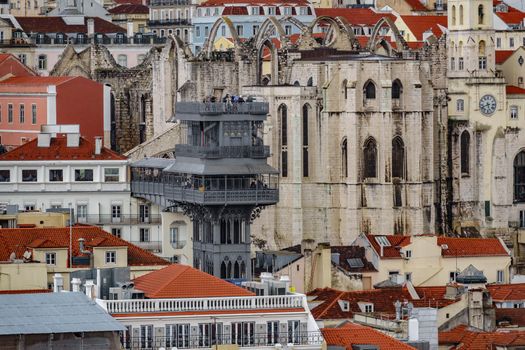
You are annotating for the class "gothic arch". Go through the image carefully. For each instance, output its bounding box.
[334,16,360,49]
[168,33,194,59]
[256,38,279,85]
[201,16,241,58]
[254,16,288,49]
[367,17,408,53]
[308,16,355,50]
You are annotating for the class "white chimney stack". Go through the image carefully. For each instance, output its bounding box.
[127,21,134,38]
[408,318,419,341]
[71,278,81,292]
[37,133,51,147]
[84,280,96,299]
[87,18,95,37]
[53,273,64,293]
[95,137,102,155]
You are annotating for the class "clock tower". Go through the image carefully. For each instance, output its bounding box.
[447,0,507,236]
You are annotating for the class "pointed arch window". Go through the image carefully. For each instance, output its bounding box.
[363,137,377,179]
[478,41,487,69]
[342,79,348,99]
[459,5,464,25]
[392,137,405,179]
[452,5,456,25]
[460,131,470,175]
[478,4,484,24]
[279,104,288,177]
[392,79,402,99]
[364,80,376,99]
[302,104,309,177]
[342,138,348,178]
[514,151,525,202]
[234,260,240,279]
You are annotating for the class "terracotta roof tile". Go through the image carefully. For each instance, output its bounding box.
[222,6,249,14]
[494,0,525,25]
[200,0,310,6]
[400,15,447,40]
[315,8,396,26]
[330,246,376,273]
[506,85,525,95]
[109,4,149,14]
[133,264,255,299]
[15,16,125,34]
[496,50,514,64]
[0,226,169,268]
[0,76,76,86]
[439,325,525,349]
[322,322,416,349]
[437,237,508,257]
[496,308,525,327]
[366,234,411,258]
[487,283,525,301]
[404,0,428,11]
[0,135,126,161]
[0,289,51,294]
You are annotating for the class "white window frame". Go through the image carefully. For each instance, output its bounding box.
[511,105,518,119]
[45,252,56,265]
[105,250,116,264]
[497,270,504,283]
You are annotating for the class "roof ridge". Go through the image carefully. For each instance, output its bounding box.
[317,290,345,318]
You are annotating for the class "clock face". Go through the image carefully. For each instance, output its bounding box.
[479,94,497,115]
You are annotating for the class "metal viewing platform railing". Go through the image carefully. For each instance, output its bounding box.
[175,102,269,116]
[175,144,270,159]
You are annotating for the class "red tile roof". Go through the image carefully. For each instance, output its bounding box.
[0,76,76,86]
[322,322,416,350]
[400,15,447,40]
[494,0,525,25]
[200,0,309,6]
[496,308,525,327]
[496,50,514,64]
[0,226,169,268]
[114,0,145,5]
[108,4,149,14]
[487,283,525,301]
[404,0,428,11]
[308,286,457,320]
[222,6,249,14]
[506,85,525,95]
[439,325,525,349]
[133,264,255,299]
[15,16,125,34]
[366,234,411,259]
[315,8,396,26]
[0,135,126,161]
[0,289,51,294]
[437,237,508,257]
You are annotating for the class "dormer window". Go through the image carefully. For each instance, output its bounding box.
[105,250,116,264]
[55,33,64,44]
[205,8,210,16]
[338,300,350,312]
[251,6,258,15]
[283,6,291,15]
[267,6,275,15]
[45,252,56,265]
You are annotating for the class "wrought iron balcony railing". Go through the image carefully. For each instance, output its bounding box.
[75,214,161,225]
[147,19,191,26]
[175,144,270,159]
[149,0,191,6]
[129,240,162,252]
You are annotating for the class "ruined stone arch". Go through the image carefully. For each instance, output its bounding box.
[168,33,194,59]
[307,16,355,50]
[256,38,279,85]
[201,16,241,59]
[367,17,408,53]
[254,16,288,49]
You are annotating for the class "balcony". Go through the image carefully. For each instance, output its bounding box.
[164,187,278,206]
[75,214,161,225]
[170,240,187,249]
[119,332,324,349]
[175,144,270,159]
[99,294,305,314]
[149,0,191,6]
[129,240,162,253]
[175,102,269,116]
[147,19,191,26]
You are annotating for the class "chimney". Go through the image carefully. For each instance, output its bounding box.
[84,280,95,299]
[37,133,51,147]
[127,21,134,38]
[53,273,64,293]
[94,137,102,155]
[71,278,81,292]
[87,18,95,37]
[78,237,85,252]
[66,132,80,147]
[408,318,419,341]
[380,245,383,257]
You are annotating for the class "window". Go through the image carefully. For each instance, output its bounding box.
[392,79,402,99]
[457,99,464,112]
[285,25,292,35]
[104,168,119,182]
[49,169,63,182]
[511,105,518,119]
[253,25,259,35]
[38,54,47,70]
[510,37,515,48]
[364,80,376,99]
[279,104,288,177]
[105,250,116,264]
[232,322,255,346]
[392,137,405,179]
[364,304,374,312]
[341,138,348,178]
[170,227,178,243]
[140,228,150,242]
[288,320,300,344]
[75,169,93,181]
[45,252,56,265]
[117,54,127,67]
[19,104,24,123]
[405,250,412,258]
[460,131,470,175]
[31,104,36,124]
[514,151,525,201]
[363,137,377,179]
[196,26,201,37]
[405,272,412,282]
[139,204,150,223]
[497,270,504,283]
[450,271,458,282]
[236,25,243,36]
[451,57,455,70]
[111,228,121,238]
[24,204,35,211]
[7,104,12,123]
[204,26,209,37]
[302,104,309,177]
[478,41,487,69]
[478,4,484,24]
[55,33,64,44]
[77,204,87,222]
[459,5,464,25]
[18,54,26,65]
[22,169,37,182]
[520,77,524,88]
[140,325,153,349]
[452,5,456,25]
[0,105,2,122]
[496,37,501,48]
[267,321,279,345]
[166,324,190,348]
[111,205,122,221]
[458,57,464,70]
[268,6,275,15]
[0,170,9,182]
[221,26,226,36]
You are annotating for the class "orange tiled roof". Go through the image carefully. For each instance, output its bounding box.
[366,234,411,258]
[0,76,76,86]
[315,8,396,26]
[506,85,525,95]
[200,0,310,6]
[400,15,447,40]
[437,237,508,257]
[439,325,525,349]
[0,289,51,294]
[108,4,149,14]
[0,226,169,268]
[487,283,525,301]
[16,16,125,34]
[308,286,457,320]
[322,322,416,349]
[404,0,428,11]
[0,135,126,161]
[496,50,514,64]
[496,308,525,327]
[494,0,525,25]
[133,264,255,299]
